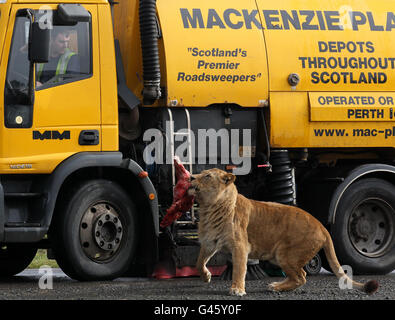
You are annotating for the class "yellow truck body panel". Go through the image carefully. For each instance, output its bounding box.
[115,0,269,108]
[113,0,144,105]
[256,0,395,148]
[114,0,395,148]
[156,0,269,107]
[257,0,395,92]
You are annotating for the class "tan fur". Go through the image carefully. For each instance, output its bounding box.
[188,168,378,296]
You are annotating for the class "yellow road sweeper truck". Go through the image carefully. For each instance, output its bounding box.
[0,0,394,279]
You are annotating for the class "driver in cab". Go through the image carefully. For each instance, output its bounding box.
[36,28,80,87]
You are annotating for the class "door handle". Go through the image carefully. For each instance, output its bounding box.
[79,130,99,145]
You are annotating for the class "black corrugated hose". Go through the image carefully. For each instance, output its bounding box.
[268,150,295,205]
[139,0,161,105]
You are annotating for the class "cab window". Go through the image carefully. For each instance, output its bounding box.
[36,20,92,89]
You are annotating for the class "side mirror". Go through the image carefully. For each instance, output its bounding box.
[57,4,91,23]
[29,21,50,63]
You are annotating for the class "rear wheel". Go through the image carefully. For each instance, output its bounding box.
[51,180,138,281]
[331,178,395,275]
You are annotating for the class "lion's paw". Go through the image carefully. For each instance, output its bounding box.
[201,271,211,283]
[229,287,246,297]
[268,282,281,291]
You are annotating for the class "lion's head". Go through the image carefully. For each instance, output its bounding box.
[188,168,236,205]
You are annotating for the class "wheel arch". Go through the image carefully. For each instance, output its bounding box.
[44,152,159,264]
[328,163,395,225]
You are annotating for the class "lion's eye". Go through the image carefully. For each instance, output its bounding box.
[204,174,211,178]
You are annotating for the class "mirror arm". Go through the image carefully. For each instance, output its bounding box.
[26,9,35,105]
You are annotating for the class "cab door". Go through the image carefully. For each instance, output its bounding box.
[0,3,101,174]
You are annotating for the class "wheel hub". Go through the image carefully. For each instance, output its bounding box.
[93,211,123,251]
[309,257,318,268]
[304,254,322,275]
[80,203,124,262]
[350,214,374,241]
[348,198,394,257]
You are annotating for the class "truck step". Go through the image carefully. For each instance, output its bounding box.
[4,192,43,199]
[5,222,41,227]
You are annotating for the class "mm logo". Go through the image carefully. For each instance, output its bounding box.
[33,130,71,140]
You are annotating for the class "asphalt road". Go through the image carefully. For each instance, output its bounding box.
[0,268,393,301]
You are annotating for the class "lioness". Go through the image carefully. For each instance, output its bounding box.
[188,168,378,296]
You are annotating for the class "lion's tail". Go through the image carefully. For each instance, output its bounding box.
[322,228,379,295]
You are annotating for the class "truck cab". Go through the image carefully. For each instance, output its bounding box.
[0,0,158,279]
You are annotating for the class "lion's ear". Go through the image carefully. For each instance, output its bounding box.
[222,173,236,185]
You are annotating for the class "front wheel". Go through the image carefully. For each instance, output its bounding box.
[50,180,138,281]
[331,178,395,275]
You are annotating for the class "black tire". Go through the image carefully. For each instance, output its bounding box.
[0,244,37,277]
[50,179,138,281]
[303,254,322,276]
[331,178,395,275]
